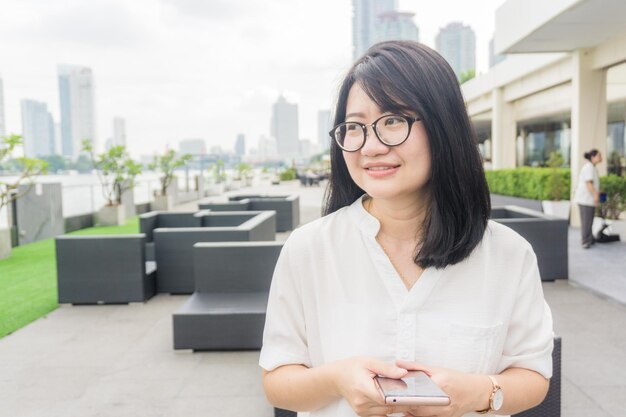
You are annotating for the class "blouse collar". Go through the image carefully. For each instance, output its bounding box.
[348,194,381,237]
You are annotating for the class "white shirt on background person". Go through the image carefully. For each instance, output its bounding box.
[574,161,600,206]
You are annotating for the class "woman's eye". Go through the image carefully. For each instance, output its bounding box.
[385,117,404,126]
[346,124,359,131]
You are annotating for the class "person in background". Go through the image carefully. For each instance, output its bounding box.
[574,149,603,249]
[260,41,553,417]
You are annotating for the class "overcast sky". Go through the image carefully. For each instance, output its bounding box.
[0,0,505,158]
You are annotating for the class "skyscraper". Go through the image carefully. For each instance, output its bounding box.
[112,117,126,147]
[318,110,332,151]
[0,77,6,138]
[352,0,398,60]
[375,11,419,44]
[235,133,246,157]
[179,138,206,156]
[21,99,55,157]
[58,65,96,160]
[271,95,299,159]
[435,22,476,80]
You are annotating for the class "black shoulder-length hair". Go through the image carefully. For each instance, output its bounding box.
[322,40,491,269]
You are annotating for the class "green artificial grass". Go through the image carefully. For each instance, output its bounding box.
[0,216,140,339]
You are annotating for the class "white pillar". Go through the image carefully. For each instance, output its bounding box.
[491,87,517,169]
[570,49,608,226]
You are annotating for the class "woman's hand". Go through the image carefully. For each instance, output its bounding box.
[332,357,415,417]
[395,360,492,417]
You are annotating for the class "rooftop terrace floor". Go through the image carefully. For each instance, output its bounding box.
[0,180,624,417]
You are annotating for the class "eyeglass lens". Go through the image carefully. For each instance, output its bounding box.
[334,115,410,151]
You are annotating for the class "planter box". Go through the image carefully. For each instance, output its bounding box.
[491,206,568,281]
[97,205,126,226]
[152,195,174,211]
[542,200,571,220]
[0,227,11,260]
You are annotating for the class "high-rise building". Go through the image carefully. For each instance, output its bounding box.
[20,99,55,157]
[375,11,419,44]
[271,95,299,159]
[112,117,126,147]
[435,22,476,80]
[318,110,332,151]
[235,133,246,157]
[352,0,398,60]
[58,65,96,160]
[0,77,6,138]
[179,138,206,156]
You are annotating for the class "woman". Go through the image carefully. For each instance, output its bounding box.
[574,149,602,248]
[260,41,553,417]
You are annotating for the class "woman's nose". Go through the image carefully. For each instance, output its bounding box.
[360,126,390,156]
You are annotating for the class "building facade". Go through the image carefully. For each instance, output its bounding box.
[435,22,476,80]
[112,117,126,147]
[464,0,626,225]
[235,133,246,157]
[58,65,96,160]
[352,0,398,60]
[375,11,419,44]
[21,99,55,158]
[317,110,332,152]
[179,138,206,156]
[271,95,299,160]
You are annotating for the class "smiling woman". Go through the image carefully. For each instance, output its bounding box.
[260,41,554,417]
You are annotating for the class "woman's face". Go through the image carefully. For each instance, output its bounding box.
[342,83,432,203]
[592,152,603,165]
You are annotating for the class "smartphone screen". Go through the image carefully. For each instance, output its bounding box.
[375,371,450,406]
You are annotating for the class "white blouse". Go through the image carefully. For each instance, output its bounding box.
[574,161,600,206]
[260,196,554,417]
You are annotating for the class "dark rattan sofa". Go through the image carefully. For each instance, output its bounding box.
[56,234,156,304]
[173,241,283,350]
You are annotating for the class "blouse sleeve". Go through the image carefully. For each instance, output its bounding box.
[259,232,312,371]
[581,163,594,182]
[498,246,554,379]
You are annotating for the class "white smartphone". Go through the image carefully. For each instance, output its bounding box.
[374,371,450,406]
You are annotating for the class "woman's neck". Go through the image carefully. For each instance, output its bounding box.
[365,195,427,243]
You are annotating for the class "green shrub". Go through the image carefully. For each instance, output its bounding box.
[279,167,297,181]
[600,175,626,220]
[485,167,571,200]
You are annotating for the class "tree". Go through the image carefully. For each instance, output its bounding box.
[148,150,192,196]
[208,159,226,183]
[39,154,68,172]
[83,140,142,206]
[460,69,476,84]
[235,162,253,180]
[0,134,47,212]
[71,154,94,173]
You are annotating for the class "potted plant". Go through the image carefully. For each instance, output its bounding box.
[83,140,142,226]
[596,174,626,238]
[236,162,253,186]
[207,159,226,195]
[541,151,571,219]
[0,134,47,259]
[149,150,192,211]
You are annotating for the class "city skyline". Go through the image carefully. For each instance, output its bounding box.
[0,0,505,158]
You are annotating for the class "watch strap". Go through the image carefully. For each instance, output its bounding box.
[476,375,501,414]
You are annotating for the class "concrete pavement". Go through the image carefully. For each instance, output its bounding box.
[0,180,625,417]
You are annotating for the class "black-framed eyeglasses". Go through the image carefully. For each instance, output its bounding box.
[329,114,420,152]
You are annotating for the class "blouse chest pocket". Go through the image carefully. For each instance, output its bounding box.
[443,322,504,374]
